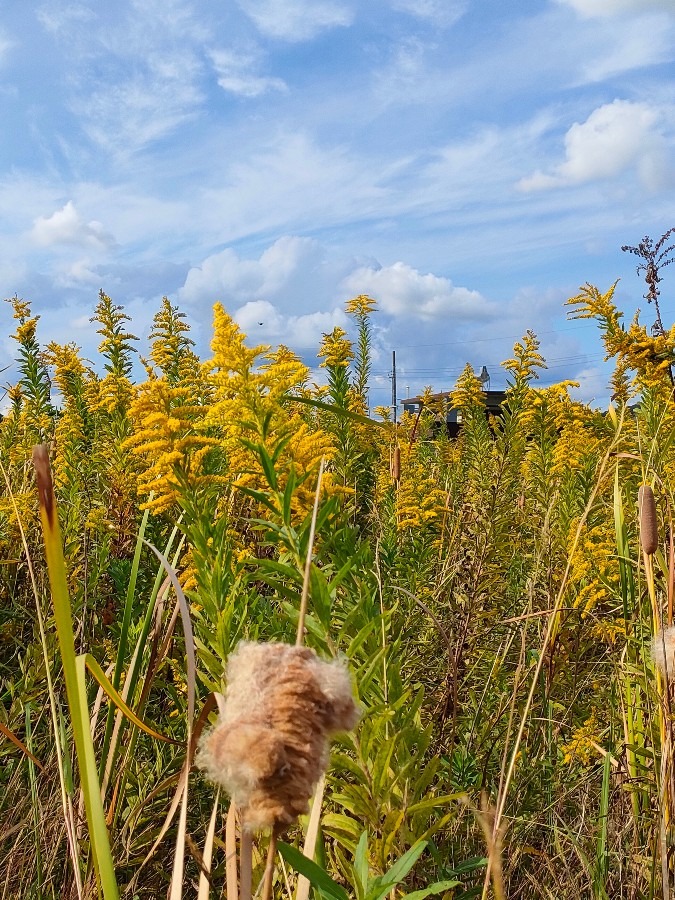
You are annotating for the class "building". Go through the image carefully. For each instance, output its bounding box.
[401,389,508,438]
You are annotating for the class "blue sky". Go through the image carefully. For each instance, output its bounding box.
[1,0,674,409]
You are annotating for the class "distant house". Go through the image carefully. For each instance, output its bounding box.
[402,389,508,438]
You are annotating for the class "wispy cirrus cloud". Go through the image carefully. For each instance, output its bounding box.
[37,0,207,157]
[235,0,353,41]
[556,0,675,18]
[209,48,287,98]
[390,0,467,26]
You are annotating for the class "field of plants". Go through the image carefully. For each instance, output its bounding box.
[3,235,675,899]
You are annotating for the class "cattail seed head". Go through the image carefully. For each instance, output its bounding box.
[197,641,359,832]
[652,627,675,680]
[638,485,659,556]
[391,446,401,482]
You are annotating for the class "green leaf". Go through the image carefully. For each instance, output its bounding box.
[406,793,465,815]
[353,832,369,900]
[80,654,181,744]
[288,394,388,429]
[365,841,428,900]
[32,445,119,900]
[277,842,349,900]
[402,880,462,899]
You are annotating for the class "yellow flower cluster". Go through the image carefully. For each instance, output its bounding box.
[345,294,376,316]
[385,442,448,531]
[590,618,627,646]
[204,306,335,512]
[318,327,354,369]
[561,712,601,765]
[45,342,88,397]
[450,364,485,412]
[567,282,675,395]
[502,330,547,384]
[126,376,220,513]
[566,520,617,615]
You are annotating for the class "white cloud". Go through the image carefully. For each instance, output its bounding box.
[579,25,674,82]
[390,0,467,25]
[209,48,287,98]
[193,132,390,242]
[37,3,96,34]
[79,64,203,154]
[518,100,670,192]
[341,261,495,321]
[0,29,13,63]
[39,0,207,156]
[55,258,102,287]
[31,201,115,249]
[179,236,332,310]
[557,0,675,17]
[235,0,353,41]
[569,366,612,405]
[233,300,346,349]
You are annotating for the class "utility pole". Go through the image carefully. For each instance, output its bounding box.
[391,350,397,424]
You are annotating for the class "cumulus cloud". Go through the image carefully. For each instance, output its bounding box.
[31,201,116,249]
[209,48,287,98]
[518,100,670,192]
[557,0,675,17]
[54,259,102,287]
[234,300,346,350]
[179,236,328,308]
[235,0,353,41]
[340,261,495,321]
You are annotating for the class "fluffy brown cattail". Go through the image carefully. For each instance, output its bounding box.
[197,641,359,832]
[638,485,659,556]
[652,626,675,680]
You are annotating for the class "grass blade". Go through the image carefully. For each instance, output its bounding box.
[32,443,119,900]
[0,720,44,772]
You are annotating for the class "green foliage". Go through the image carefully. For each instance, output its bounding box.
[4,279,675,899]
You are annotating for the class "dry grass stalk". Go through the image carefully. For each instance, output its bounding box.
[260,831,279,900]
[226,801,238,898]
[472,793,506,900]
[296,457,325,646]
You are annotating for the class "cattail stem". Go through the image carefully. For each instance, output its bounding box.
[239,831,252,900]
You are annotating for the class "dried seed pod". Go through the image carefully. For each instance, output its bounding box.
[652,626,675,679]
[638,484,659,555]
[197,642,359,832]
[391,446,401,482]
